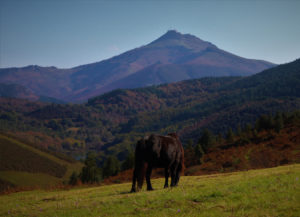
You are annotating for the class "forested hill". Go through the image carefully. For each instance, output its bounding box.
[0,59,299,162]
[221,58,300,97]
[87,58,300,143]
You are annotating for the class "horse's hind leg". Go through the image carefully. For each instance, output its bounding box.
[170,163,179,187]
[146,164,154,191]
[164,167,169,188]
[174,162,182,186]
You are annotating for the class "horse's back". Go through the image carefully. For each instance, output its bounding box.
[167,133,184,165]
[158,134,182,163]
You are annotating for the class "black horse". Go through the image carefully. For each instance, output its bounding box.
[131,133,184,192]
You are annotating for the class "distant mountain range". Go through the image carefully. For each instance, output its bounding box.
[0,83,38,101]
[0,30,275,102]
[0,83,66,103]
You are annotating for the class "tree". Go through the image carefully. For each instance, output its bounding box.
[183,139,197,167]
[274,112,284,133]
[255,114,274,132]
[121,152,134,171]
[80,152,102,183]
[244,123,252,135]
[236,124,242,137]
[61,118,73,128]
[216,133,224,144]
[103,156,120,178]
[252,129,258,139]
[47,119,63,131]
[185,139,194,150]
[69,171,79,185]
[194,143,204,164]
[226,127,235,143]
[198,128,215,152]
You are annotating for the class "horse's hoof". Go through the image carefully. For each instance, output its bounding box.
[147,188,154,191]
[164,185,168,188]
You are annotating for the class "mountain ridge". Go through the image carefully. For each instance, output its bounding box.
[0,30,276,102]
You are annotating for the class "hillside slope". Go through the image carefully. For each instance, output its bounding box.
[186,116,300,175]
[0,83,39,101]
[0,83,65,103]
[0,134,83,192]
[0,30,275,102]
[0,164,299,216]
[87,59,300,156]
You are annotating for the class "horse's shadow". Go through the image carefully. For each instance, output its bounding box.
[119,190,131,195]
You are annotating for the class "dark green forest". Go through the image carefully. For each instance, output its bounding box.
[0,59,300,166]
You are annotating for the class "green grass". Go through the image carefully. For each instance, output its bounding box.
[0,164,299,217]
[0,134,83,188]
[0,172,61,188]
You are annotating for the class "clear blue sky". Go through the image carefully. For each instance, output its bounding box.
[0,0,299,68]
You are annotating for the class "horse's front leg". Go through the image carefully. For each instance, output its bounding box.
[146,164,154,191]
[130,167,137,193]
[164,167,169,188]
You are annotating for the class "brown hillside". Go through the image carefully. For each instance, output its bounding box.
[188,124,300,175]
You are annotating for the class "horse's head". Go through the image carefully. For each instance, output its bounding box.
[136,137,146,150]
[132,135,151,192]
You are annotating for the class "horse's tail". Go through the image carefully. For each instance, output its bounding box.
[174,144,184,186]
[180,144,185,175]
[170,132,185,175]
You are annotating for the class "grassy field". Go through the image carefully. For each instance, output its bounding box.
[0,164,299,217]
[0,134,83,189]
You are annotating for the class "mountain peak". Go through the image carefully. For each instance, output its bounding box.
[154,30,194,42]
[149,30,215,52]
[161,29,184,39]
